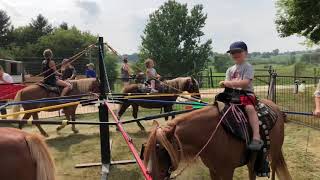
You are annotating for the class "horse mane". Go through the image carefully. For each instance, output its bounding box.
[71,78,95,94]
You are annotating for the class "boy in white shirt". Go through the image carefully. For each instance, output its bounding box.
[0,65,14,84]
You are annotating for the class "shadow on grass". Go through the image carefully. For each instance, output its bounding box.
[109,165,142,180]
[46,133,99,151]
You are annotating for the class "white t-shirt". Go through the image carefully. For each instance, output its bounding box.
[0,73,14,84]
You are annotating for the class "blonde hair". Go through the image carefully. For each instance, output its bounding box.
[145,58,154,68]
[43,49,53,60]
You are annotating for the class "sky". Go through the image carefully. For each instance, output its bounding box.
[0,0,309,54]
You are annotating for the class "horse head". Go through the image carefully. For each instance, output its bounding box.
[144,124,179,180]
[183,77,201,99]
[90,77,101,93]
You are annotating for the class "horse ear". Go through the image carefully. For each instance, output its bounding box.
[152,120,160,127]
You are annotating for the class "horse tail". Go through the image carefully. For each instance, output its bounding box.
[275,150,292,180]
[25,134,55,180]
[12,90,22,119]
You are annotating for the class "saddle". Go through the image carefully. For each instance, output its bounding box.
[37,83,61,95]
[137,83,166,94]
[215,88,278,177]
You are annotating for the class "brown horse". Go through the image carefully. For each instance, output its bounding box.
[0,127,55,180]
[144,99,292,180]
[118,77,201,130]
[12,78,100,137]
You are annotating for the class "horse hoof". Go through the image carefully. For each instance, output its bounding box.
[56,126,62,132]
[42,133,49,137]
[72,128,79,134]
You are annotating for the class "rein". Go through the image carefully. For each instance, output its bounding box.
[169,104,234,179]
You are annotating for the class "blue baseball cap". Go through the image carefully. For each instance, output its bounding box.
[227,41,248,53]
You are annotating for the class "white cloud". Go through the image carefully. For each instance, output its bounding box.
[0,0,309,54]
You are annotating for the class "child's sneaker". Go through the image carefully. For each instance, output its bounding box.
[150,89,158,93]
[248,139,264,151]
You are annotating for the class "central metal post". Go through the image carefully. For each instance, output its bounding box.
[97,37,111,180]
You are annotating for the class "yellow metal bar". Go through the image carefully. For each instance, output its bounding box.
[0,101,80,118]
[121,92,215,99]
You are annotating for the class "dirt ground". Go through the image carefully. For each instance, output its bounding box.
[18,112,320,180]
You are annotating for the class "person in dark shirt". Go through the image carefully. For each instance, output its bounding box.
[85,63,96,78]
[42,49,72,96]
[60,59,76,80]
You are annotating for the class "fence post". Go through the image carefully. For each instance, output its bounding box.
[314,68,318,87]
[98,37,111,180]
[210,68,214,88]
[267,72,277,103]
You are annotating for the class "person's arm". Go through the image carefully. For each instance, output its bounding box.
[314,83,320,117]
[69,68,76,80]
[1,74,14,84]
[224,79,251,89]
[314,96,320,117]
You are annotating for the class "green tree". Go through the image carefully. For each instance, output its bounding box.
[272,49,280,56]
[0,10,13,47]
[59,22,69,30]
[140,0,212,76]
[35,27,96,58]
[276,0,320,44]
[212,54,232,73]
[104,52,119,90]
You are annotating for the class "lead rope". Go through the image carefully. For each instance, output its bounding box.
[170,105,233,179]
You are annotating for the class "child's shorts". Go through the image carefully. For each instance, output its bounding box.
[239,95,257,106]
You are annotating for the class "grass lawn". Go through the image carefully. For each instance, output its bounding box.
[20,110,320,180]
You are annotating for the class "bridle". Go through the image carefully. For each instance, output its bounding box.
[154,127,180,179]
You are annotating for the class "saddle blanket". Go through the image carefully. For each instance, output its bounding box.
[217,101,278,177]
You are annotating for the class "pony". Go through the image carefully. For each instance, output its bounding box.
[12,78,100,137]
[118,77,201,130]
[144,99,292,180]
[0,127,55,180]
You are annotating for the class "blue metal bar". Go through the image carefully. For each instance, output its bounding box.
[122,98,208,106]
[283,111,313,116]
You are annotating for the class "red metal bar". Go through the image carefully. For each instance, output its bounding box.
[104,102,152,180]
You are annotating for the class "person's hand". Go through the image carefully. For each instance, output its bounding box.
[314,109,320,117]
[0,75,4,81]
[219,81,225,87]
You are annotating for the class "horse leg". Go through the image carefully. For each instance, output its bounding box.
[32,113,49,137]
[219,169,234,180]
[169,105,175,120]
[19,113,31,129]
[56,108,69,132]
[209,169,218,180]
[133,105,145,131]
[247,162,256,180]
[70,111,79,134]
[164,106,169,121]
[118,103,130,118]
